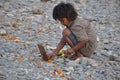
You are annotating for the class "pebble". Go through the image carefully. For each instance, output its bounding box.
[32,9,44,15]
[0,29,7,35]
[109,55,120,62]
[117,74,120,79]
[0,73,7,80]
[0,3,3,8]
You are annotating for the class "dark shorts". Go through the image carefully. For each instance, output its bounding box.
[69,32,78,46]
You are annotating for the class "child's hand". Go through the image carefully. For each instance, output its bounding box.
[64,48,74,54]
[47,53,56,60]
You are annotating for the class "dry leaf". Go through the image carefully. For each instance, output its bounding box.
[48,60,53,63]
[5,36,17,40]
[46,30,53,33]
[51,71,56,76]
[18,56,25,62]
[57,69,64,77]
[36,29,44,33]
[57,69,62,74]
[89,73,94,78]
[86,77,90,80]
[51,69,64,77]
[66,78,71,80]
[60,72,64,77]
[38,22,44,25]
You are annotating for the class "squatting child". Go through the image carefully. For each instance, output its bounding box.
[48,2,97,60]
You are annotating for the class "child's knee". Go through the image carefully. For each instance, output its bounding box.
[62,28,71,36]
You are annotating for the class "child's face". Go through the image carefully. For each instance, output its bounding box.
[60,18,70,26]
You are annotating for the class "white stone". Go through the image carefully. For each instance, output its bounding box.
[103,39,109,44]
[0,29,7,35]
[69,67,74,71]
[97,36,100,42]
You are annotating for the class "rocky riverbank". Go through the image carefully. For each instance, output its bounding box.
[0,0,120,80]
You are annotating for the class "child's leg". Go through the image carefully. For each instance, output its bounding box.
[62,28,83,60]
[62,28,77,47]
[69,52,83,60]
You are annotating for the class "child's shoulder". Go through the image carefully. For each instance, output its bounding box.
[74,17,90,27]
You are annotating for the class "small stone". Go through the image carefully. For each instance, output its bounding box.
[80,57,88,65]
[66,72,71,75]
[68,67,74,72]
[55,58,65,63]
[109,55,120,62]
[75,58,81,64]
[109,55,117,61]
[97,37,100,42]
[0,29,7,35]
[32,9,44,15]
[67,61,78,67]
[6,13,14,17]
[24,30,30,33]
[3,2,12,12]
[0,3,3,8]
[0,73,7,80]
[29,57,34,61]
[117,74,120,79]
[15,38,21,43]
[25,41,32,45]
[103,39,109,44]
[12,23,17,27]
[44,77,50,80]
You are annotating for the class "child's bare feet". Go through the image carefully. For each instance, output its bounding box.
[69,52,83,60]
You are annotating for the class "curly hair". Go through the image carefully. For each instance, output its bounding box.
[53,2,78,21]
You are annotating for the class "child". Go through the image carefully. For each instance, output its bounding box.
[48,2,97,60]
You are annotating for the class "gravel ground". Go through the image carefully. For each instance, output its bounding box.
[0,0,120,80]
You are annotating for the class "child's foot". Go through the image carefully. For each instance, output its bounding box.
[69,52,83,60]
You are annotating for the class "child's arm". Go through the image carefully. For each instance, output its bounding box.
[65,40,88,54]
[53,38,66,54]
[48,38,66,59]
